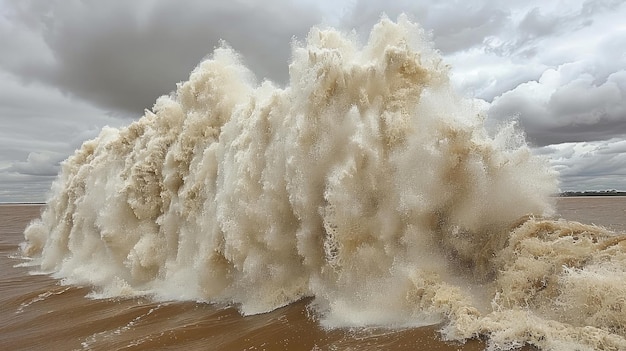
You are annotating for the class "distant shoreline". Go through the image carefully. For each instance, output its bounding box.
[559,191,626,197]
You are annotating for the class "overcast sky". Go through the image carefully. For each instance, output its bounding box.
[1,0,625,202]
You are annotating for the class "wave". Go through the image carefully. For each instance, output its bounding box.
[22,15,626,350]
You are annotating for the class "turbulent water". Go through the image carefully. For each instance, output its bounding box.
[20,16,626,350]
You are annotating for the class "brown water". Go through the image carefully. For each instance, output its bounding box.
[4,198,624,350]
[555,196,626,233]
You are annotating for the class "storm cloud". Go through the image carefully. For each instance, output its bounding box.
[1,0,322,115]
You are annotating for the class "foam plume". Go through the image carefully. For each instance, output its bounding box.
[23,15,626,350]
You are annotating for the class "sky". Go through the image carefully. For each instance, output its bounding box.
[1,0,625,202]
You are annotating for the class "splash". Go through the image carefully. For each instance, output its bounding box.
[22,15,626,350]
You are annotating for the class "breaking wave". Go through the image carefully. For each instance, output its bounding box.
[22,15,626,350]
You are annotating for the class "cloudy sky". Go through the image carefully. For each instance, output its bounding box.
[1,0,625,202]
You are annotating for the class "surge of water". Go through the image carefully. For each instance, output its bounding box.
[22,15,626,350]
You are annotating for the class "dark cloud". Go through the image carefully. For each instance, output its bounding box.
[1,0,322,116]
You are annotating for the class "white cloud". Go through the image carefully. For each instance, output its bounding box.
[489,68,626,146]
[538,138,626,191]
[5,151,65,177]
